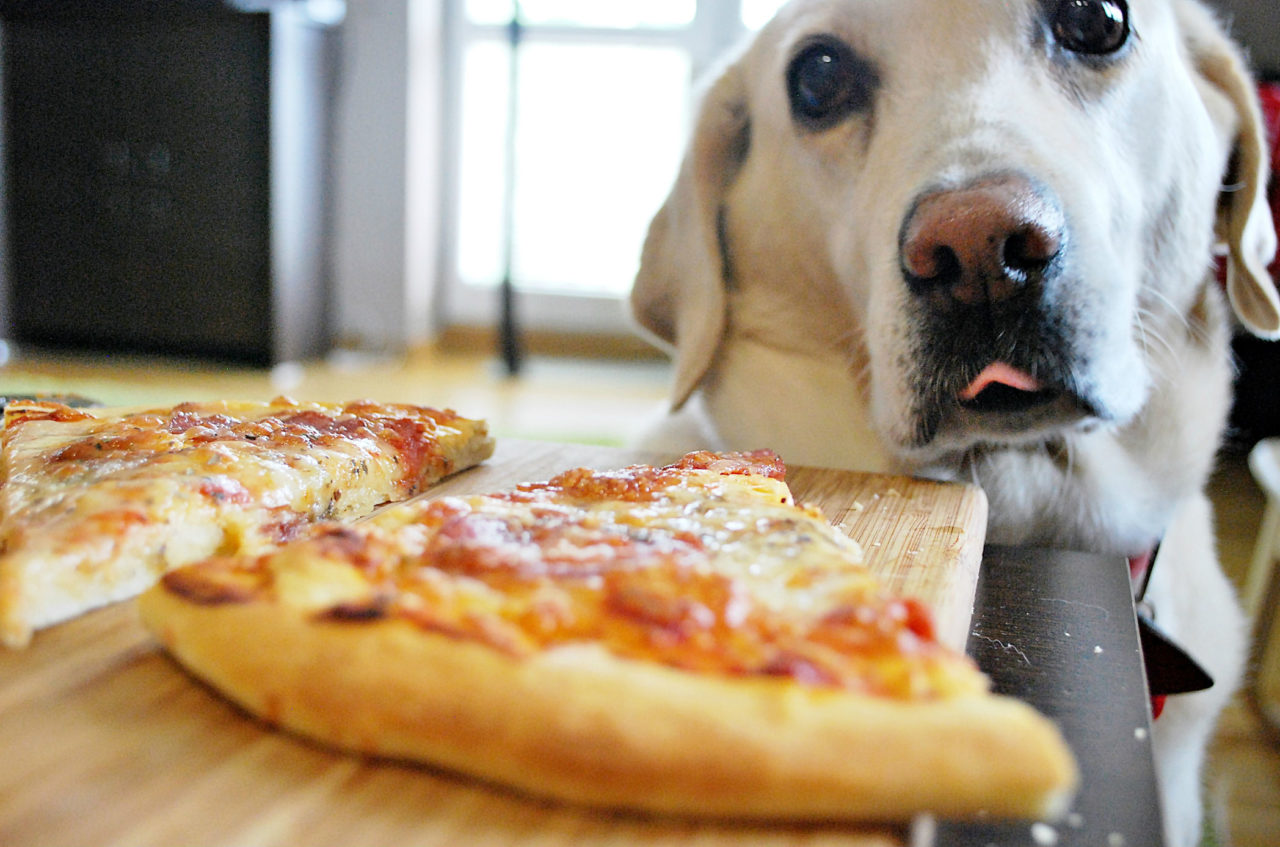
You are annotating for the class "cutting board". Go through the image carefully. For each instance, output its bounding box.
[0,440,987,847]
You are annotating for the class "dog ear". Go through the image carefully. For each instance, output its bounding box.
[1181,2,1280,338]
[630,58,752,409]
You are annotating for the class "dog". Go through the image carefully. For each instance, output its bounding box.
[629,1,1279,844]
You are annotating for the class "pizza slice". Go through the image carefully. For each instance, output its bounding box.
[0,397,494,647]
[139,449,1077,823]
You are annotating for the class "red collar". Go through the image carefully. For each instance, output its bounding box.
[1127,547,1167,719]
[1126,544,1218,719]
[1128,548,1156,600]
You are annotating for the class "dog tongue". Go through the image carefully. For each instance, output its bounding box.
[960,362,1042,401]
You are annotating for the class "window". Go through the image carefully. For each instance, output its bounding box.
[439,0,788,333]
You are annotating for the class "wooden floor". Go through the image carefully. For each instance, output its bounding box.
[1205,452,1280,847]
[2,343,1278,846]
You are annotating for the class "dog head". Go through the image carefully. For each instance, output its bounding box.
[632,0,1277,466]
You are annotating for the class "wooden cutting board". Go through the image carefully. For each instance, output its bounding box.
[0,441,987,847]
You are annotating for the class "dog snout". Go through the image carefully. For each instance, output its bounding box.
[899,174,1066,307]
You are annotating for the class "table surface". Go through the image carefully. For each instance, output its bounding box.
[0,444,1165,847]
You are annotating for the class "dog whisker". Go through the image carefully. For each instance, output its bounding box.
[1133,307,1178,366]
[1141,288,1193,333]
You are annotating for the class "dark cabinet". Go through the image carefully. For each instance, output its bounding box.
[1,0,339,364]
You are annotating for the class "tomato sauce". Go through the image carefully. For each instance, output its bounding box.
[47,401,447,489]
[389,484,962,697]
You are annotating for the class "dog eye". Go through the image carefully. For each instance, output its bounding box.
[1051,0,1129,55]
[787,40,877,129]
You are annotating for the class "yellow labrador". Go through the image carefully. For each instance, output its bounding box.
[631,0,1278,843]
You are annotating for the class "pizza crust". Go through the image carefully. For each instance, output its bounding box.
[139,587,1078,823]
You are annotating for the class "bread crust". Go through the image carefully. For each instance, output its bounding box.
[139,587,1078,823]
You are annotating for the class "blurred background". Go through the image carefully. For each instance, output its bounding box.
[0,0,798,369]
[0,0,1272,376]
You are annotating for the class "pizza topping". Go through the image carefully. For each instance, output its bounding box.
[521,449,787,504]
[49,402,446,475]
[198,477,253,505]
[258,513,314,545]
[158,451,983,699]
[6,399,484,520]
[419,500,708,581]
[760,651,841,686]
[2,402,96,427]
[318,598,393,622]
[50,429,169,463]
[374,416,444,489]
[33,399,462,480]
[605,568,730,635]
[0,397,494,648]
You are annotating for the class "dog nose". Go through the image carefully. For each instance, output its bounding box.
[899,175,1065,306]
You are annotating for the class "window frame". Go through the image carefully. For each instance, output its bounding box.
[435,0,768,335]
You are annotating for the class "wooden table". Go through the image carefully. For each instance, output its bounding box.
[0,443,1163,846]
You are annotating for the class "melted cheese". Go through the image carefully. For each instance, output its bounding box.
[0,398,493,647]
[170,453,984,699]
